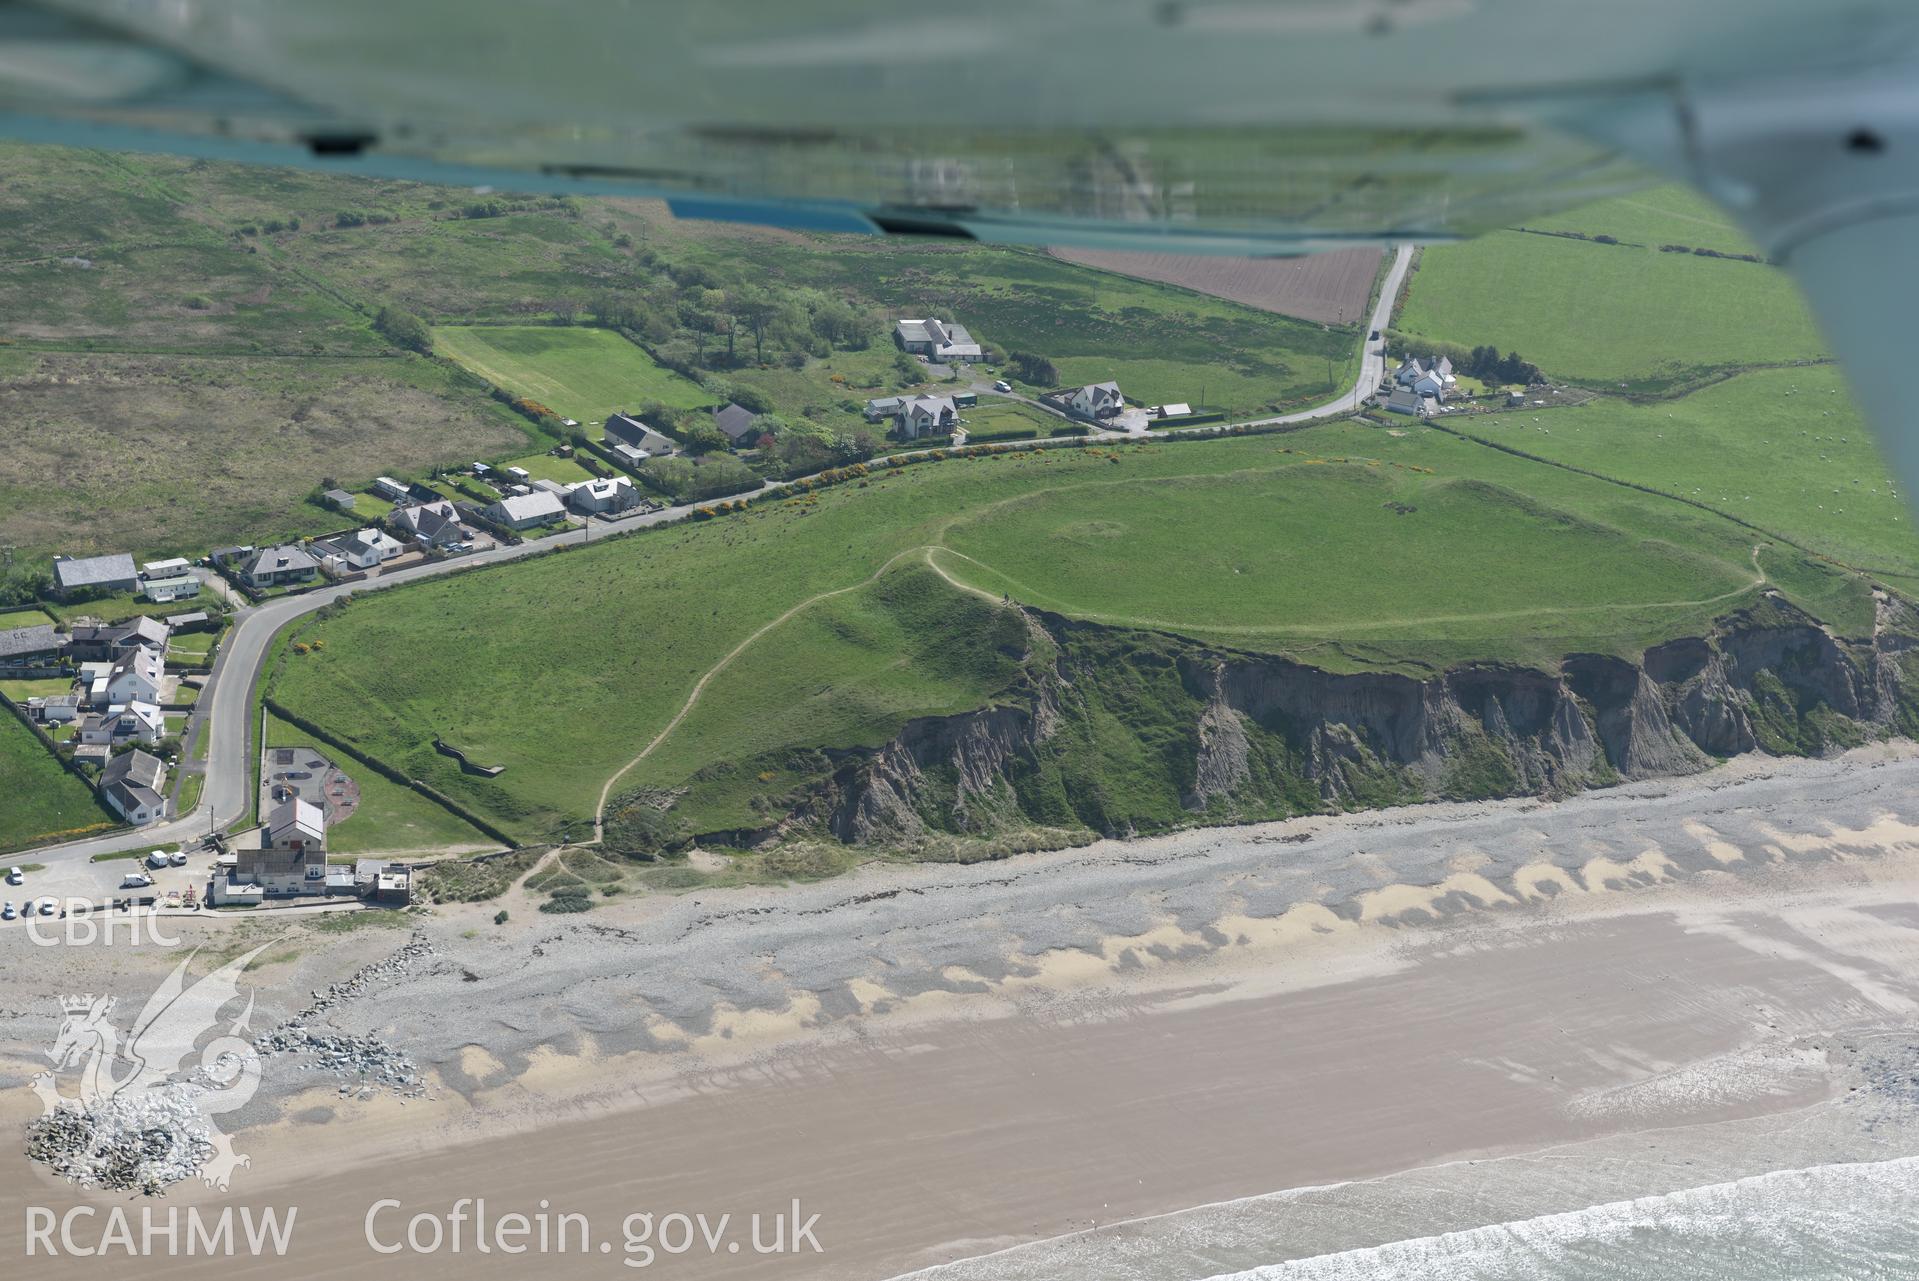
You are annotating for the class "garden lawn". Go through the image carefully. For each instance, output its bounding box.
[501,452,597,485]
[432,325,710,425]
[0,714,116,851]
[267,427,1858,840]
[264,712,493,854]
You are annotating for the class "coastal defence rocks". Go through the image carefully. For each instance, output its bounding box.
[811,596,1919,853]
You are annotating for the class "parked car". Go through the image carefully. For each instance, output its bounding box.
[35,898,57,917]
[993,380,1012,392]
[121,871,153,889]
[145,849,170,869]
[1,902,15,921]
[1369,328,1380,339]
[4,866,21,885]
[168,850,189,867]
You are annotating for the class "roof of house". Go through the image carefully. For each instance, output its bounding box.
[123,616,170,647]
[53,553,137,589]
[1075,381,1122,406]
[102,747,165,791]
[109,644,163,683]
[267,797,326,847]
[0,624,65,659]
[713,403,760,442]
[342,528,391,555]
[141,557,191,577]
[242,544,320,577]
[568,476,633,503]
[898,394,957,418]
[490,491,567,523]
[163,611,208,627]
[392,499,461,539]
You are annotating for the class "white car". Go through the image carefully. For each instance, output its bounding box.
[121,871,154,889]
[4,866,20,886]
[0,902,15,921]
[993,380,1012,392]
[168,850,189,867]
[145,850,170,869]
[35,899,57,917]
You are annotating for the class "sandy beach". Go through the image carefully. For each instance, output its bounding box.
[6,745,1919,1278]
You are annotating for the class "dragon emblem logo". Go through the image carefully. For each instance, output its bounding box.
[27,943,274,1193]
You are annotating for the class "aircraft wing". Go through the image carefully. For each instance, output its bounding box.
[1,0,1916,491]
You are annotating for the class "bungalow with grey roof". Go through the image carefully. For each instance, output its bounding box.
[713,402,761,446]
[240,544,320,589]
[484,490,568,531]
[605,413,677,457]
[389,499,468,550]
[0,624,68,673]
[101,748,168,824]
[51,552,138,600]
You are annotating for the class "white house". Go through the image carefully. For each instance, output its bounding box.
[566,475,640,515]
[337,528,405,570]
[894,395,958,440]
[1395,355,1456,400]
[1067,381,1124,419]
[104,645,164,706]
[373,476,409,502]
[894,318,985,363]
[101,748,168,824]
[77,700,165,747]
[484,490,568,531]
[140,572,200,603]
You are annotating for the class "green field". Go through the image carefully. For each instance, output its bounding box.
[0,714,116,851]
[433,325,711,425]
[266,421,1881,842]
[1395,185,1826,390]
[1462,366,1919,581]
[264,712,492,854]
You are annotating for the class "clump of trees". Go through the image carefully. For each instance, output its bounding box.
[1008,351,1059,386]
[1459,345,1542,386]
[373,305,432,354]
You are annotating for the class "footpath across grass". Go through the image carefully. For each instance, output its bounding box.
[266,427,1855,842]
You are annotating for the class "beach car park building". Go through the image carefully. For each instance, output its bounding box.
[605,413,677,457]
[484,490,568,531]
[894,318,985,363]
[226,797,329,901]
[51,552,138,600]
[100,748,168,824]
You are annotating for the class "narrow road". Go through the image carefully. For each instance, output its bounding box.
[16,245,1415,871]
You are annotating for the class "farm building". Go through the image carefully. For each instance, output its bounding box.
[894,318,985,362]
[51,552,138,600]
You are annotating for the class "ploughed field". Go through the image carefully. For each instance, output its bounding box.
[1047,245,1383,326]
[266,420,1897,845]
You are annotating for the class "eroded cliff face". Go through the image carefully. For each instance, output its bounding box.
[807,594,1919,855]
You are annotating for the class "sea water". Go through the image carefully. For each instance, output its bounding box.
[894,1157,1919,1281]
[1202,1158,1919,1281]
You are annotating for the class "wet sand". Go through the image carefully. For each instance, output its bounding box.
[6,748,1919,1278]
